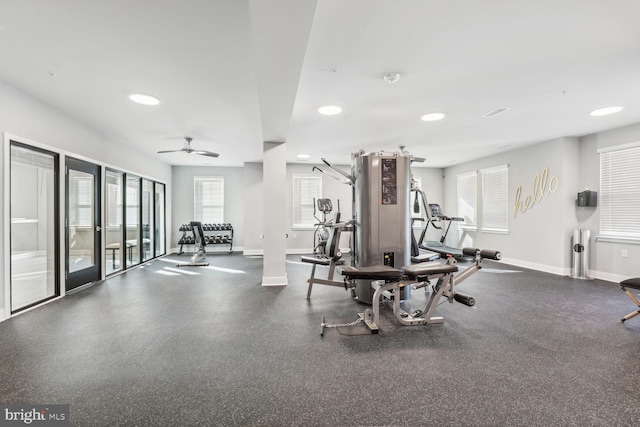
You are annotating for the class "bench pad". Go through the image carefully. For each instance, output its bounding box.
[402,262,458,277]
[621,277,640,290]
[339,265,403,280]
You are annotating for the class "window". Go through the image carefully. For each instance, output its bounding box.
[457,171,477,228]
[293,175,322,228]
[599,143,640,239]
[70,175,93,226]
[481,165,509,232]
[194,176,224,223]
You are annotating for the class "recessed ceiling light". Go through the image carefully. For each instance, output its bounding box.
[318,105,342,115]
[421,112,445,122]
[129,93,160,106]
[590,106,623,116]
[297,154,311,161]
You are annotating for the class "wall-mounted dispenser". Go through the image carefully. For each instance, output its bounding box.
[577,190,597,207]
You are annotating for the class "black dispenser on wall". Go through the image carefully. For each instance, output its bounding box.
[577,190,597,207]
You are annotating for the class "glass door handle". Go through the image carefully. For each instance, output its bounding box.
[96,226,102,232]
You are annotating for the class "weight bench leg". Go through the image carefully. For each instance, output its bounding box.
[622,310,640,323]
[306,264,317,299]
[621,287,640,322]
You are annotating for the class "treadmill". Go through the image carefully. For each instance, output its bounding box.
[418,203,466,259]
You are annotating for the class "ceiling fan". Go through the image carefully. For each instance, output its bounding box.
[157,137,219,158]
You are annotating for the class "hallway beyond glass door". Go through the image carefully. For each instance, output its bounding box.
[10,142,60,312]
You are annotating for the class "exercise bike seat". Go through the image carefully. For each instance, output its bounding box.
[339,265,403,280]
[402,262,458,278]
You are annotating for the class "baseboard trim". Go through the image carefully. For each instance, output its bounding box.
[499,257,621,284]
[262,274,288,286]
[499,257,566,276]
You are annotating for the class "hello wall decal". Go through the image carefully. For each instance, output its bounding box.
[514,167,559,218]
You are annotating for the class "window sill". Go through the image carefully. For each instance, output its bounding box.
[292,226,316,231]
[595,236,640,245]
[481,228,509,235]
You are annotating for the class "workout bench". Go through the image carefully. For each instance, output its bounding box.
[620,278,640,323]
[322,247,501,335]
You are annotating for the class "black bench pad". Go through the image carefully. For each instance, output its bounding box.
[621,277,640,290]
[402,262,458,277]
[339,265,403,280]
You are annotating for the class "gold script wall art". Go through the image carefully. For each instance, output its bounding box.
[514,167,559,218]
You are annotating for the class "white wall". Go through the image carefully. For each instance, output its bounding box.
[443,137,579,275]
[439,129,640,283]
[180,160,445,256]
[577,123,640,282]
[285,163,353,254]
[1,79,172,321]
[172,166,245,251]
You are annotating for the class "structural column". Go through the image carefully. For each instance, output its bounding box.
[262,141,287,286]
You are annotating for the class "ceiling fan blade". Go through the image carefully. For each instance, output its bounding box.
[194,150,220,158]
[157,149,184,154]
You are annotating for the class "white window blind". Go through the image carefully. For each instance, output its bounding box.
[481,165,509,232]
[293,175,322,228]
[457,171,477,227]
[600,145,640,238]
[194,176,224,223]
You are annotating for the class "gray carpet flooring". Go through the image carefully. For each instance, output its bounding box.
[1,253,639,426]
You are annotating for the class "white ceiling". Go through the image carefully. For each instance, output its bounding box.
[1,0,639,167]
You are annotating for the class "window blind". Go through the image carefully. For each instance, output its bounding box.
[481,165,509,232]
[293,175,322,228]
[194,176,224,223]
[457,171,477,227]
[600,145,640,238]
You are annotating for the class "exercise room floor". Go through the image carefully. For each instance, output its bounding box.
[1,253,639,426]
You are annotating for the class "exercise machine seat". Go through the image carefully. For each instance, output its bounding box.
[620,277,640,322]
[339,265,403,280]
[402,262,458,278]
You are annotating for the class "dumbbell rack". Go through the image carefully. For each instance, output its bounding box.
[177,223,234,254]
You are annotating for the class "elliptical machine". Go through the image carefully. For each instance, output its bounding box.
[313,198,340,257]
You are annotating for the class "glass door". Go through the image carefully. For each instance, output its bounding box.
[154,183,166,257]
[125,175,141,267]
[66,157,101,291]
[141,179,154,262]
[10,142,59,312]
[105,169,124,274]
